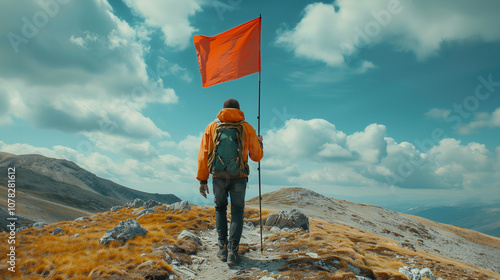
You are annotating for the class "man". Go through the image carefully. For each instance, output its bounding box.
[197,98,263,266]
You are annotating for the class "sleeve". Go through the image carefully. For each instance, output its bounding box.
[196,123,213,182]
[247,124,263,162]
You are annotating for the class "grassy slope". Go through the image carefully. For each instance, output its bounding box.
[1,205,499,279]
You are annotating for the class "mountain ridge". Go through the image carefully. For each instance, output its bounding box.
[0,152,180,230]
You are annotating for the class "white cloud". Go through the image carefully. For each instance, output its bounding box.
[263,118,499,192]
[0,1,177,139]
[456,108,500,135]
[276,0,500,68]
[123,0,202,50]
[425,108,451,119]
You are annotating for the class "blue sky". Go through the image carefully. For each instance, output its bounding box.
[1,0,499,210]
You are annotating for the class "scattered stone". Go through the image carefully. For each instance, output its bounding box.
[259,276,276,280]
[135,209,155,218]
[32,222,47,229]
[399,266,438,280]
[356,277,372,280]
[73,234,80,238]
[167,200,191,211]
[83,225,88,229]
[141,253,147,257]
[420,267,437,280]
[191,256,206,265]
[74,216,91,221]
[400,242,417,252]
[174,266,197,278]
[348,263,361,275]
[143,199,163,209]
[306,252,319,258]
[53,227,63,235]
[126,198,145,209]
[292,249,299,254]
[99,219,148,246]
[264,209,309,231]
[138,260,154,267]
[110,206,122,212]
[178,230,202,247]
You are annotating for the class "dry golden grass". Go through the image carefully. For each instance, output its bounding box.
[256,218,500,280]
[0,205,215,279]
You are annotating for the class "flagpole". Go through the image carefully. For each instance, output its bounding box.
[258,14,263,254]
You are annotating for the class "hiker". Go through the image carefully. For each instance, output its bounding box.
[197,98,263,266]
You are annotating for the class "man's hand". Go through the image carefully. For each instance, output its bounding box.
[199,184,209,199]
[258,135,263,149]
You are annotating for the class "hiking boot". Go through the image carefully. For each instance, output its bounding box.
[217,245,228,262]
[227,250,240,266]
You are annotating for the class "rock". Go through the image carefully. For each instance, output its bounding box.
[83,225,88,229]
[143,199,163,209]
[173,266,197,278]
[73,234,80,238]
[32,222,47,229]
[306,252,319,258]
[53,227,63,235]
[74,216,91,221]
[178,230,202,246]
[264,209,309,231]
[259,277,276,280]
[110,206,122,212]
[138,260,154,267]
[99,219,148,246]
[167,200,191,211]
[348,263,361,275]
[292,250,299,254]
[400,242,417,252]
[399,266,422,280]
[126,198,145,208]
[135,209,154,217]
[420,267,436,280]
[356,277,372,280]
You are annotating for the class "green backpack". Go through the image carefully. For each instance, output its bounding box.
[208,120,249,178]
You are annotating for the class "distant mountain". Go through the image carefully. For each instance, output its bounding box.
[406,203,500,238]
[247,187,500,274]
[0,152,180,230]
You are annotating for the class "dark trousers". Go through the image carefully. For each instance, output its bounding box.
[213,177,247,252]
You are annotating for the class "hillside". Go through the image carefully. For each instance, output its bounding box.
[247,187,500,275]
[1,188,499,279]
[0,152,180,230]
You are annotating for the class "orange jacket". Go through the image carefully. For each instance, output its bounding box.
[197,108,263,182]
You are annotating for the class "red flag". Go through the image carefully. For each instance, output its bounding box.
[193,17,261,88]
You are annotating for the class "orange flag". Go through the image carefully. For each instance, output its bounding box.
[193,17,261,88]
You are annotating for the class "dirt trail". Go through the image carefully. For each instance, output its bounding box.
[178,224,287,280]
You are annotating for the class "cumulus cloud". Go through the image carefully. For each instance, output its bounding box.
[0,0,177,140]
[456,108,500,135]
[263,118,499,191]
[123,0,202,50]
[276,0,500,68]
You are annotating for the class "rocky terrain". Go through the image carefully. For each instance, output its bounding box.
[1,189,499,279]
[0,152,180,230]
[247,187,500,276]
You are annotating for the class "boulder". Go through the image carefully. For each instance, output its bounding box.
[126,198,145,208]
[143,199,163,209]
[134,209,154,216]
[110,206,123,212]
[167,200,191,211]
[99,219,148,246]
[399,266,439,280]
[177,230,202,246]
[53,227,63,235]
[31,222,47,229]
[264,209,309,231]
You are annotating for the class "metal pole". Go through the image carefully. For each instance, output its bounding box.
[258,14,263,254]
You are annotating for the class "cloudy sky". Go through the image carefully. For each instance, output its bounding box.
[1,0,499,209]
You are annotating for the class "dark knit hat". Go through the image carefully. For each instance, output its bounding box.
[223,98,240,109]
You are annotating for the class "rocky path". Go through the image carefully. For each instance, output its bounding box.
[181,224,287,280]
